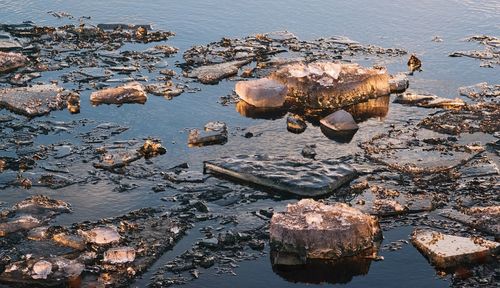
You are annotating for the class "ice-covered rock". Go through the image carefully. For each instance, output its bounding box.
[320,110,359,132]
[187,59,250,84]
[0,85,70,117]
[411,230,499,269]
[93,149,142,171]
[270,62,390,109]
[90,82,147,105]
[235,78,287,108]
[0,51,28,73]
[394,92,465,109]
[270,199,381,263]
[459,82,499,101]
[388,73,409,93]
[13,195,71,215]
[441,206,499,240]
[104,246,136,264]
[188,122,228,147]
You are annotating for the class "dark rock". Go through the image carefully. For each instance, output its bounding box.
[287,114,307,134]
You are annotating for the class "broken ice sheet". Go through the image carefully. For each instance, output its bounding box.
[0,85,71,117]
[411,229,499,269]
[204,155,357,197]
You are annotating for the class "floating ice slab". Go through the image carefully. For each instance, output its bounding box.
[204,155,357,197]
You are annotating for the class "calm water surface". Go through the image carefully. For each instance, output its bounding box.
[0,1,498,287]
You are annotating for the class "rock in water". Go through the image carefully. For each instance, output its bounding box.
[320,110,359,131]
[188,122,228,147]
[301,144,317,159]
[204,155,357,197]
[0,51,28,73]
[187,59,251,84]
[270,62,390,109]
[138,139,166,158]
[287,114,307,133]
[388,73,409,93]
[32,260,52,280]
[394,92,465,109]
[407,54,422,74]
[411,230,500,269]
[320,110,359,143]
[93,149,142,171]
[270,199,381,263]
[66,92,80,114]
[235,78,287,108]
[104,247,136,264]
[0,85,70,117]
[90,82,147,105]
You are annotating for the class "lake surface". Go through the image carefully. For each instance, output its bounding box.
[0,0,498,287]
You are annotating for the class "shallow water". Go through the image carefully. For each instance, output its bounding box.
[0,0,498,287]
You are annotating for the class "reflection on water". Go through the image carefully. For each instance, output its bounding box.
[236,100,287,120]
[320,125,358,143]
[346,95,390,122]
[271,250,374,284]
[237,95,390,143]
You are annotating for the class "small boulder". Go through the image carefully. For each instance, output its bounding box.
[235,78,287,108]
[407,54,422,74]
[138,139,166,158]
[90,82,147,105]
[270,199,381,263]
[188,122,228,147]
[411,229,499,269]
[320,110,359,142]
[287,114,307,133]
[320,110,359,131]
